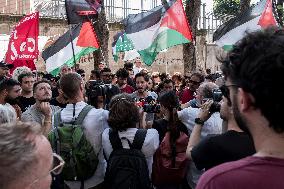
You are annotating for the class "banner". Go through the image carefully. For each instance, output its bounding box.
[65,0,102,24]
[4,12,39,65]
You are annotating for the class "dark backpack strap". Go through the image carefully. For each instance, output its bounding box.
[132,129,147,150]
[109,129,123,150]
[53,109,62,129]
[75,105,93,125]
[52,110,62,154]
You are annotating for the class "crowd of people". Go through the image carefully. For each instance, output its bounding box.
[0,27,284,189]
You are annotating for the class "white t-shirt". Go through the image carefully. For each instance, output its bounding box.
[52,101,109,189]
[178,107,222,138]
[102,128,159,176]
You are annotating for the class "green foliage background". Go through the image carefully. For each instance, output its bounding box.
[213,0,240,17]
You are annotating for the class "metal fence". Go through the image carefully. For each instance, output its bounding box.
[104,0,160,22]
[198,3,224,43]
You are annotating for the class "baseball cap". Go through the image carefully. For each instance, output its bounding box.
[0,61,14,69]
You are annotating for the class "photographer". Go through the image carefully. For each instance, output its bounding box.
[177,82,222,188]
[186,85,255,171]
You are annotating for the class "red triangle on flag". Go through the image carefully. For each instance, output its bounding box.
[258,0,277,28]
[76,21,100,49]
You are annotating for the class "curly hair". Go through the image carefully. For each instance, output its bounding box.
[108,93,139,131]
[220,27,284,133]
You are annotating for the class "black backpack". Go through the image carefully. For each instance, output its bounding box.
[104,129,152,189]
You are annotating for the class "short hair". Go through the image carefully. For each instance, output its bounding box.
[60,73,82,99]
[108,93,139,131]
[18,72,34,84]
[124,62,133,70]
[0,104,17,124]
[116,68,129,79]
[101,68,112,74]
[162,79,174,86]
[76,69,85,75]
[191,72,205,83]
[220,27,284,133]
[12,66,31,81]
[0,79,20,93]
[33,79,51,93]
[134,72,147,82]
[0,122,41,188]
[199,82,219,99]
[91,69,101,79]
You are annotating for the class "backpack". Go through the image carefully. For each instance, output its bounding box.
[104,129,152,189]
[152,126,189,185]
[48,105,99,182]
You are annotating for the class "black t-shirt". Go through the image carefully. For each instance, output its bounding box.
[18,96,36,112]
[152,118,189,143]
[50,98,67,108]
[191,130,256,171]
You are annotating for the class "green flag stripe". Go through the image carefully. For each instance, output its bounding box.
[50,47,98,76]
[138,28,190,66]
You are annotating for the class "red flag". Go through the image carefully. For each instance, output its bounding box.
[4,12,39,70]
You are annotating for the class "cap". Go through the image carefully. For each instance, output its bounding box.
[0,61,14,69]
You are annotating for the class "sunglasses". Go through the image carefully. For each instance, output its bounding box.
[29,153,65,186]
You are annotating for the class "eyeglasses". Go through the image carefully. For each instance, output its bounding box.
[29,153,65,186]
[220,84,239,99]
[189,79,201,85]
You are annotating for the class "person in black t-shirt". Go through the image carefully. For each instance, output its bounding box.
[186,85,256,171]
[18,72,36,112]
[50,82,68,108]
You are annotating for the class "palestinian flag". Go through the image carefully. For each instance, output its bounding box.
[42,21,99,75]
[118,0,192,66]
[112,32,135,62]
[213,0,277,51]
[65,0,102,24]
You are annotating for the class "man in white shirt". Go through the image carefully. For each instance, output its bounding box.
[178,82,222,188]
[54,73,109,189]
[133,58,143,76]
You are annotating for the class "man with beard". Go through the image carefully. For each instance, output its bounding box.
[0,61,14,80]
[0,78,22,118]
[131,72,158,128]
[116,68,135,94]
[100,68,120,109]
[186,85,255,171]
[196,28,284,189]
[18,72,36,112]
[180,72,204,104]
[21,80,60,135]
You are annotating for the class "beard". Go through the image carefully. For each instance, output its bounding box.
[5,96,20,105]
[232,94,251,136]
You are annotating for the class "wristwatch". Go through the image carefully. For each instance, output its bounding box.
[195,118,205,125]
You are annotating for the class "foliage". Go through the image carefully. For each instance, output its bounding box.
[213,0,240,17]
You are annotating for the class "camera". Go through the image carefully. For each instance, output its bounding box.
[135,96,161,113]
[210,88,223,113]
[202,88,222,113]
[86,80,113,108]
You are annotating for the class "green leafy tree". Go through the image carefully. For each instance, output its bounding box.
[213,0,240,17]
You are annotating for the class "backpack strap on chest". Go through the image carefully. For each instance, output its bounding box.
[131,129,147,150]
[75,105,93,125]
[109,129,123,150]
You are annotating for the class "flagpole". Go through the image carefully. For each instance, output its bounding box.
[69,24,77,71]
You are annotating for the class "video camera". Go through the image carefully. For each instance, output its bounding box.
[203,88,223,113]
[86,80,112,107]
[135,96,161,113]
